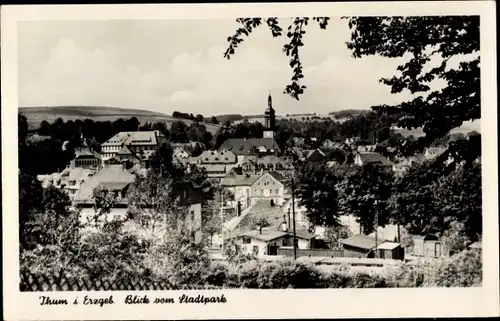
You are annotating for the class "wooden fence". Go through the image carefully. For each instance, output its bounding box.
[278,247,345,258]
[20,272,223,292]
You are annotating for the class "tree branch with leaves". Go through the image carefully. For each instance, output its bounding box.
[224,16,480,156]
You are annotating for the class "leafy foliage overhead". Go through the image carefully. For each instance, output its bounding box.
[224,16,480,154]
[225,17,329,100]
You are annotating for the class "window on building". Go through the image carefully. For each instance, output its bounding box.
[252,246,259,255]
[276,189,279,195]
[243,237,251,244]
[270,189,273,195]
[190,211,195,222]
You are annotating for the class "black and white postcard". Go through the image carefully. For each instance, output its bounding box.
[2,2,499,320]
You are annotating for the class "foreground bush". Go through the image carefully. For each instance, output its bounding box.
[203,248,481,289]
[204,258,388,289]
[383,249,482,288]
[21,236,482,289]
[421,249,482,287]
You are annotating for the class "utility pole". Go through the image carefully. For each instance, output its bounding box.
[287,208,291,231]
[291,177,297,260]
[220,191,224,256]
[374,200,379,258]
[397,201,401,243]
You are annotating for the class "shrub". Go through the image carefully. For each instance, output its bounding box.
[440,221,470,255]
[267,259,324,289]
[209,258,396,289]
[422,249,482,287]
[383,262,425,288]
[382,248,482,288]
[237,260,262,288]
[206,261,230,287]
[345,272,388,288]
[320,271,351,288]
[142,231,211,286]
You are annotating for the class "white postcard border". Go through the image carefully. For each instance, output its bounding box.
[2,2,499,320]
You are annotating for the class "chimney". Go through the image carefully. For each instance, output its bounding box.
[256,223,262,234]
[279,218,288,232]
[237,201,242,217]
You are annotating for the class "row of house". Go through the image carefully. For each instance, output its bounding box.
[68,130,166,171]
[172,95,293,179]
[38,142,205,244]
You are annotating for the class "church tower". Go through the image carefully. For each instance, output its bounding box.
[263,92,276,138]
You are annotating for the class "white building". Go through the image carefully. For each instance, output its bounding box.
[100,130,165,162]
[232,225,317,256]
[249,171,287,206]
[281,198,309,228]
[37,167,98,200]
[354,151,392,168]
[221,173,260,210]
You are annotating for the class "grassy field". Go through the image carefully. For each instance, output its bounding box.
[19,106,222,134]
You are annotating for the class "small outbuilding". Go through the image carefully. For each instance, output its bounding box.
[340,234,404,260]
[410,234,445,258]
[376,241,405,260]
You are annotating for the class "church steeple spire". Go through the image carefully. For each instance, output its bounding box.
[264,91,276,139]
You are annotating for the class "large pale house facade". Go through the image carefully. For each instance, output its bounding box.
[249,171,287,206]
[100,130,166,162]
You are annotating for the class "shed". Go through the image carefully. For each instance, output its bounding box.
[376,241,405,260]
[411,234,444,258]
[339,234,387,258]
[236,227,290,256]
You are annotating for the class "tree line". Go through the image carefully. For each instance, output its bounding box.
[293,151,482,251]
[212,110,399,153]
[172,111,220,125]
[19,114,217,175]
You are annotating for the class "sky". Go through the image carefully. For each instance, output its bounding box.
[18,18,428,116]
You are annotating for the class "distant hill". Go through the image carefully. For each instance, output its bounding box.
[215,114,245,123]
[329,109,371,119]
[19,106,222,133]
